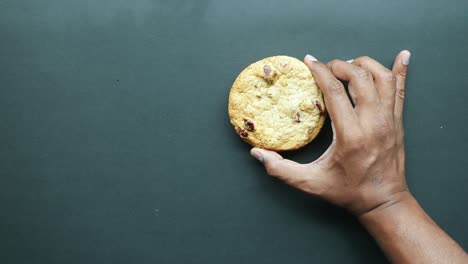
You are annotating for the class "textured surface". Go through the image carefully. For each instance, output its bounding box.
[0,0,467,264]
[229,56,325,151]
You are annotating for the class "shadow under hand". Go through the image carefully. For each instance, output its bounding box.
[252,116,388,263]
[256,167,388,263]
[282,116,333,164]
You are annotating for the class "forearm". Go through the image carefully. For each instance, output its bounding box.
[359,191,467,264]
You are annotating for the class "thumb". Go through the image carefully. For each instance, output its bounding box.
[250,148,323,194]
[392,50,411,144]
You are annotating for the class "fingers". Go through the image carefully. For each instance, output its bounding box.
[250,148,324,195]
[352,56,396,110]
[327,59,378,107]
[392,50,411,123]
[304,55,357,134]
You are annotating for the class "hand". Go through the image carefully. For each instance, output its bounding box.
[250,51,412,216]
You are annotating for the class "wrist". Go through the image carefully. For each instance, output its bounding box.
[358,190,415,223]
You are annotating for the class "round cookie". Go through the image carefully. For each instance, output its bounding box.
[228,55,326,151]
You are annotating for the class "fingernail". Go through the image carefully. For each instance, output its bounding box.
[346,59,354,63]
[401,50,411,65]
[305,54,318,63]
[250,148,264,163]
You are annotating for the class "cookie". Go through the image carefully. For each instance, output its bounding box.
[228,55,326,151]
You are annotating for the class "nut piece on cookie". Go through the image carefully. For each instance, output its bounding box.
[300,99,313,111]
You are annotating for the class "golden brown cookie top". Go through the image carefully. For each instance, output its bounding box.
[228,55,326,151]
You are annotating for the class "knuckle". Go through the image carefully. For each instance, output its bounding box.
[349,135,364,148]
[326,79,345,95]
[342,131,365,151]
[355,56,371,64]
[372,117,393,141]
[353,68,371,80]
[343,141,362,155]
[265,162,280,177]
[396,88,405,100]
[380,71,396,83]
[397,69,407,79]
[329,59,341,66]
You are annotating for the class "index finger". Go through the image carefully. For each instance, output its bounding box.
[304,55,357,134]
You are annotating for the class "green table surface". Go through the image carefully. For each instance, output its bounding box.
[1,0,467,263]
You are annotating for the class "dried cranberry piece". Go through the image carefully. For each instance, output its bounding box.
[236,127,248,137]
[294,112,301,123]
[263,65,272,77]
[243,119,255,131]
[315,101,324,114]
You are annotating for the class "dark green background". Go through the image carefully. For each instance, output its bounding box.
[1,0,467,263]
